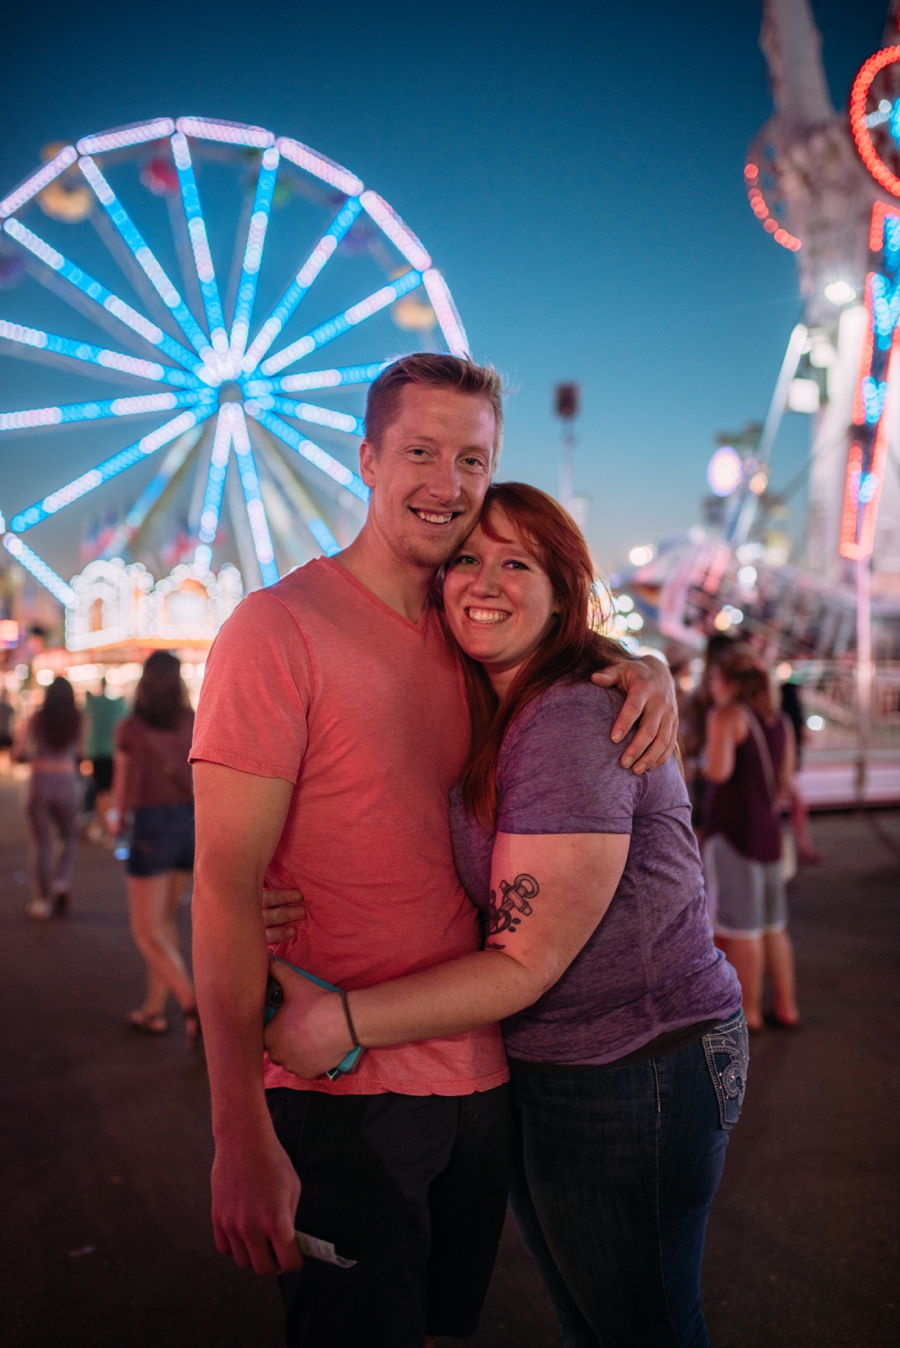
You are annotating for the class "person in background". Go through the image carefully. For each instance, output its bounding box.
[0,688,15,772]
[778,674,822,865]
[110,652,198,1046]
[703,646,801,1032]
[84,676,125,843]
[676,633,739,835]
[16,676,83,919]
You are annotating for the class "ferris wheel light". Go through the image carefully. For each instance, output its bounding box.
[245,403,370,502]
[176,117,274,149]
[4,217,63,269]
[0,390,198,433]
[276,136,363,196]
[261,270,423,376]
[261,395,363,436]
[0,318,199,389]
[360,191,431,270]
[241,197,362,373]
[3,535,77,608]
[308,518,342,557]
[0,144,78,218]
[230,151,281,362]
[76,118,175,155]
[230,407,279,585]
[422,270,469,356]
[171,134,229,355]
[707,445,743,497]
[196,409,234,548]
[78,155,213,360]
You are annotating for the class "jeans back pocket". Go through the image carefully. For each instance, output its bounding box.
[702,1011,749,1130]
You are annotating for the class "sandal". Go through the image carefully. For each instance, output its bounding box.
[126,1009,169,1035]
[183,1004,202,1052]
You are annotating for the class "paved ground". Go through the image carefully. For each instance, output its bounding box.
[0,777,896,1347]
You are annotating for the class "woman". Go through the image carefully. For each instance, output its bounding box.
[110,651,199,1046]
[265,483,745,1348]
[17,676,83,919]
[703,646,801,1032]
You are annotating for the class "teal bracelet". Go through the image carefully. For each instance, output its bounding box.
[340,990,360,1049]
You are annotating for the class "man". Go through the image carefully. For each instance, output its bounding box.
[190,354,677,1347]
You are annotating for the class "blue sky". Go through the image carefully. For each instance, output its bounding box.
[0,0,888,577]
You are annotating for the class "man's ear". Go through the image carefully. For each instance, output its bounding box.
[358,438,378,489]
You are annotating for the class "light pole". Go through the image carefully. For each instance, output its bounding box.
[555,383,579,512]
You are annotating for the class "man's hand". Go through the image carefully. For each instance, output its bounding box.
[264,958,353,1081]
[211,1130,304,1276]
[263,888,307,944]
[592,656,678,774]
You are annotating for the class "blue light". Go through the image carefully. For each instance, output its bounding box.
[10,403,216,530]
[242,197,362,373]
[244,403,369,502]
[243,363,388,398]
[171,134,228,357]
[78,156,214,361]
[230,408,279,586]
[308,518,341,556]
[197,410,233,546]
[870,272,900,348]
[0,320,201,388]
[261,270,423,376]
[862,375,889,425]
[258,395,364,437]
[3,218,207,378]
[230,148,280,361]
[2,534,78,607]
[0,390,204,433]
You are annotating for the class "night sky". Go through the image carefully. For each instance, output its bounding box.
[0,0,889,580]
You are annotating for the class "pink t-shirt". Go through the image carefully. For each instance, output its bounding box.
[190,557,507,1097]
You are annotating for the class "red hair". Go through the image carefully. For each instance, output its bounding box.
[453,482,622,827]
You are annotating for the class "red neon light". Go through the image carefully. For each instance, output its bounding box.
[743,157,802,251]
[839,441,864,559]
[869,200,891,251]
[850,45,900,196]
[852,274,876,426]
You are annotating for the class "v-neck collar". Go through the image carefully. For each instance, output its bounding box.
[321,556,432,634]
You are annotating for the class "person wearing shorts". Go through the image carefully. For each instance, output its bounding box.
[112,652,199,1047]
[703,646,801,1032]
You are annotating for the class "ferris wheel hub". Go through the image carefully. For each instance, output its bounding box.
[218,382,243,405]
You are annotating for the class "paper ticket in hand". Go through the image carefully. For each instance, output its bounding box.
[296,1230,357,1268]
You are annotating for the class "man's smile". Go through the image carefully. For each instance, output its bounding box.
[409,507,462,526]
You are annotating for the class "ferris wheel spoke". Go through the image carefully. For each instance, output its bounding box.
[260,270,424,377]
[101,425,204,558]
[244,362,388,397]
[2,218,212,380]
[193,408,233,569]
[229,406,279,585]
[241,197,363,375]
[229,148,281,365]
[0,390,207,436]
[78,155,217,363]
[170,133,229,363]
[244,403,369,502]
[422,270,469,357]
[0,320,202,389]
[249,394,363,438]
[8,402,216,532]
[1,535,77,608]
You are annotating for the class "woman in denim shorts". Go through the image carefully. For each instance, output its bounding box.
[110,652,199,1047]
[267,484,747,1348]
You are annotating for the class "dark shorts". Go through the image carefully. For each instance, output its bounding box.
[126,804,195,877]
[267,1083,511,1347]
[92,755,114,792]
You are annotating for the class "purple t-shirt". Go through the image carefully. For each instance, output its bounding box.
[449,681,741,1065]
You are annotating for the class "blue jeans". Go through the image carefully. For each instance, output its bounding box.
[508,1012,748,1348]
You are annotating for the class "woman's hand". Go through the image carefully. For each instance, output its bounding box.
[262,888,308,943]
[263,958,353,1079]
[592,656,678,774]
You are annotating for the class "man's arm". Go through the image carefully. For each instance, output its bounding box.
[592,655,678,774]
[191,761,304,1276]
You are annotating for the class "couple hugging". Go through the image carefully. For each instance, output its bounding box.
[190,355,745,1348]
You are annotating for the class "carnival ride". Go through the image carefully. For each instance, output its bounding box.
[0,115,468,651]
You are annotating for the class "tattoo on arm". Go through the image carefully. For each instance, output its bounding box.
[485,873,540,951]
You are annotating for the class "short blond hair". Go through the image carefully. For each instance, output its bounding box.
[365,353,504,462]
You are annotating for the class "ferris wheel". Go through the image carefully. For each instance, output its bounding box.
[0,115,469,611]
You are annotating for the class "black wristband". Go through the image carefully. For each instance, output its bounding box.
[340,990,360,1049]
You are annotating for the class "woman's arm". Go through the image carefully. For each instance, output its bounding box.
[703,705,745,784]
[108,749,130,834]
[263,829,630,1080]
